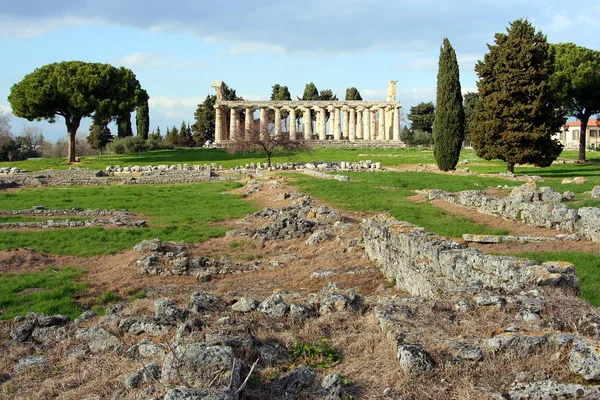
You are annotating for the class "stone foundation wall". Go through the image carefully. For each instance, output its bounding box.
[426,184,600,242]
[361,214,579,298]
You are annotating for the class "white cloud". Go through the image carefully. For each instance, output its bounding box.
[0,104,12,114]
[0,15,99,39]
[149,95,203,119]
[360,89,387,100]
[110,52,205,70]
[403,58,437,71]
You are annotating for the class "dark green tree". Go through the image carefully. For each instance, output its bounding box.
[299,82,320,101]
[8,61,147,162]
[117,112,133,138]
[165,125,179,146]
[179,121,193,147]
[471,19,563,173]
[191,82,241,145]
[408,102,435,133]
[150,126,162,141]
[345,87,363,100]
[86,121,113,154]
[550,43,600,162]
[136,99,150,139]
[433,38,465,171]
[463,92,481,142]
[270,84,292,128]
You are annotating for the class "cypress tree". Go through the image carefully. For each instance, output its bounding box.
[433,38,465,171]
[471,19,563,173]
[117,112,133,138]
[136,99,150,140]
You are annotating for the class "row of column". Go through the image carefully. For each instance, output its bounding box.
[214,105,401,143]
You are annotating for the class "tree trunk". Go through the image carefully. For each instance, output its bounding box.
[266,151,272,167]
[578,114,589,162]
[507,162,515,173]
[66,116,82,163]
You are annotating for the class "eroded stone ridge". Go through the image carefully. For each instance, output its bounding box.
[361,214,579,297]
[0,207,145,229]
[426,183,600,242]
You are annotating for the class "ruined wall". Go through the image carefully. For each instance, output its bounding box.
[426,183,600,242]
[361,214,579,297]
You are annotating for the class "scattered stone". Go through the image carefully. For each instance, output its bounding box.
[154,299,189,325]
[305,230,331,246]
[258,294,288,319]
[569,340,600,380]
[161,344,241,389]
[231,296,259,312]
[397,344,435,374]
[487,333,549,356]
[74,311,98,324]
[272,364,316,397]
[591,186,600,199]
[189,291,222,313]
[76,325,120,353]
[14,355,49,372]
[125,362,161,389]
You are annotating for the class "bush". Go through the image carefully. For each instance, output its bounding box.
[412,129,434,145]
[107,136,173,154]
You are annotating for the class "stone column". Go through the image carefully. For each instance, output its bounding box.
[349,108,356,142]
[229,108,237,141]
[393,106,400,141]
[333,107,341,141]
[378,107,386,141]
[363,108,371,140]
[259,107,268,140]
[304,108,312,139]
[214,106,223,143]
[356,107,363,139]
[289,108,297,140]
[343,108,350,140]
[370,108,377,140]
[244,107,253,138]
[328,107,335,140]
[274,107,282,136]
[319,107,327,141]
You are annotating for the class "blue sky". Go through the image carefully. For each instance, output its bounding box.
[1,0,598,142]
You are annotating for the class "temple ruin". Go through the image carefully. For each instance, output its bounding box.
[212,80,403,145]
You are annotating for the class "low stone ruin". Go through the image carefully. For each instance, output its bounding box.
[0,207,145,229]
[0,166,218,188]
[426,182,600,241]
[6,281,360,399]
[363,213,600,398]
[362,214,580,297]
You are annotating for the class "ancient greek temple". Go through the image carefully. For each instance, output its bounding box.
[212,80,403,144]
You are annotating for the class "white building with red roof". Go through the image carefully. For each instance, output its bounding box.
[554,119,600,150]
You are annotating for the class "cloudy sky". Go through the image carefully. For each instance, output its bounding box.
[1,0,598,142]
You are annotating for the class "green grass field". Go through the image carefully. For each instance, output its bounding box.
[0,182,257,256]
[286,171,513,237]
[0,267,86,320]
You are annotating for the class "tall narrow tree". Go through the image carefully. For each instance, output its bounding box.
[117,112,133,138]
[136,99,150,140]
[433,38,465,171]
[471,19,563,173]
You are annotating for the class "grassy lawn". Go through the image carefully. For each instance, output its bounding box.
[0,182,257,256]
[0,267,86,320]
[0,147,499,171]
[516,251,600,307]
[285,171,514,238]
